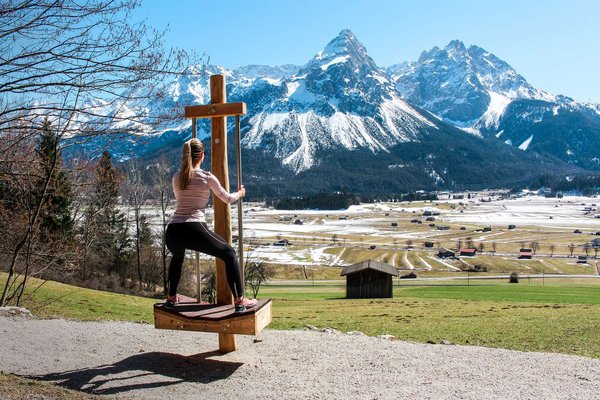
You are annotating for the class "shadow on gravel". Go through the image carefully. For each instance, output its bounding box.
[28,351,242,395]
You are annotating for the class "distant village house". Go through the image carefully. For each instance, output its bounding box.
[437,248,455,258]
[459,248,477,257]
[518,248,533,259]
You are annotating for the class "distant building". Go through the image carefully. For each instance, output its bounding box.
[519,248,533,259]
[508,224,516,230]
[438,248,455,258]
[340,260,398,299]
[577,256,589,264]
[460,248,477,257]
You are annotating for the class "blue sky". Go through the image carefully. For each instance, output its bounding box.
[133,0,600,103]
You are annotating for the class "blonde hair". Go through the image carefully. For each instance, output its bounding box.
[178,138,204,190]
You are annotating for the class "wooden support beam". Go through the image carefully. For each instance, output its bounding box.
[210,74,237,354]
[185,102,246,119]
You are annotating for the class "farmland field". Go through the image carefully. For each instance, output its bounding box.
[221,194,600,279]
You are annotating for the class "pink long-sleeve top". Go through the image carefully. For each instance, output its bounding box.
[170,168,241,224]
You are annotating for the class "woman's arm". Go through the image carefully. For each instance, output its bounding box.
[207,173,244,204]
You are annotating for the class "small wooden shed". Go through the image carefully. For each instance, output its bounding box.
[438,248,455,258]
[518,248,533,259]
[460,248,477,257]
[340,260,398,299]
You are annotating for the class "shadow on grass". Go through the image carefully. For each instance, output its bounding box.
[29,351,242,395]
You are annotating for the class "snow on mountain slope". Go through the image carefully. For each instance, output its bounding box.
[388,40,559,129]
[229,30,443,172]
[479,92,513,129]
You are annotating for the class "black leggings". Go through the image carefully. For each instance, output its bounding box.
[165,222,243,298]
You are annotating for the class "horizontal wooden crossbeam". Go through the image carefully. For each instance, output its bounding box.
[185,102,246,119]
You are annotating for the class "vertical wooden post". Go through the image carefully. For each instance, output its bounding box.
[210,74,236,353]
[235,115,244,277]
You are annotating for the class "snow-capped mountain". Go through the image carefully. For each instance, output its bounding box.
[240,29,442,172]
[74,30,587,196]
[389,41,600,168]
[389,40,556,126]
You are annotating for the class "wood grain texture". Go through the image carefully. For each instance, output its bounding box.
[153,299,272,336]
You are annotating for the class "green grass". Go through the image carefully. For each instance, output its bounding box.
[395,284,600,304]
[3,272,600,358]
[261,283,600,358]
[0,273,156,321]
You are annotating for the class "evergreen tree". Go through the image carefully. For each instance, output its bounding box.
[36,118,74,240]
[138,214,162,291]
[94,150,121,213]
[82,150,130,281]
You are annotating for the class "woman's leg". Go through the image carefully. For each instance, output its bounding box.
[185,222,245,298]
[165,223,186,297]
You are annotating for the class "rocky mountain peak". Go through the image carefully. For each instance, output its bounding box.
[303,29,377,74]
[445,39,468,54]
[318,29,365,59]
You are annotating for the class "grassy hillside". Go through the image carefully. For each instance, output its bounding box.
[0,273,156,322]
[2,273,600,358]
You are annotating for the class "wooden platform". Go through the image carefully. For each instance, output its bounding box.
[153,296,272,335]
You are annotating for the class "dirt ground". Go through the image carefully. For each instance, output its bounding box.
[1,309,600,399]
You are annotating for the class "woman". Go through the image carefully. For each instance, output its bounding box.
[165,138,257,311]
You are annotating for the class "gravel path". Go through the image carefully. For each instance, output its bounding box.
[1,311,600,399]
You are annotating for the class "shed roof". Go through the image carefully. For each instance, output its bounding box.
[460,248,477,254]
[438,248,455,254]
[340,259,398,277]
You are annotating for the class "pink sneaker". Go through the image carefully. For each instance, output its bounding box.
[234,296,257,312]
[164,295,180,309]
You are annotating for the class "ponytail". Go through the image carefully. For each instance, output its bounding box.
[178,138,204,190]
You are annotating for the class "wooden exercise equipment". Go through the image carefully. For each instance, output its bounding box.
[154,74,271,353]
[154,295,272,335]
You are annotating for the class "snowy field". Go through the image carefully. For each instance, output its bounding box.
[140,195,600,266]
[244,195,600,236]
[444,196,600,228]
